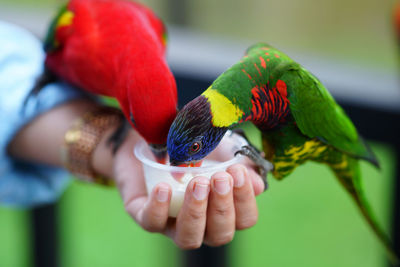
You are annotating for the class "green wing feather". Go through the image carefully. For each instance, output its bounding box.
[43,3,68,52]
[281,65,378,166]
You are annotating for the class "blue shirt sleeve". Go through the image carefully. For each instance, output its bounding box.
[0,21,89,208]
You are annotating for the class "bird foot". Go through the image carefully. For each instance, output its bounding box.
[234,145,274,191]
[231,128,265,157]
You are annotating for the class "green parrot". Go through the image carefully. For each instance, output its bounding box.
[166,43,398,263]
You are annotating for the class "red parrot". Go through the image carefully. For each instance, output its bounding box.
[40,0,177,161]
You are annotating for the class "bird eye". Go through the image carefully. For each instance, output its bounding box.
[189,141,202,154]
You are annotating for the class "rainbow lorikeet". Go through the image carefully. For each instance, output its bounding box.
[34,0,177,161]
[167,43,399,262]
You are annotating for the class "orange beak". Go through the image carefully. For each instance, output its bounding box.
[155,155,167,164]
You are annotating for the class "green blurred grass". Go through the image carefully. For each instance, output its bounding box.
[57,182,179,267]
[0,208,30,267]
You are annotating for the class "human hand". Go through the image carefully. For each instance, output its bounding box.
[7,96,265,249]
[110,130,265,249]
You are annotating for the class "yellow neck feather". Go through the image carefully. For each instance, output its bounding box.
[57,10,74,28]
[202,87,244,127]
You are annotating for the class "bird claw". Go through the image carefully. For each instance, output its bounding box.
[235,145,274,191]
[231,128,263,155]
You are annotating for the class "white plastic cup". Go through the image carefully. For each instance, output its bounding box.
[134,131,248,217]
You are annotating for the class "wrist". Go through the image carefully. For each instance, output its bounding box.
[91,124,121,179]
[61,106,124,184]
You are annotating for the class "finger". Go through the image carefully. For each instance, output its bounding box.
[173,177,210,249]
[204,172,235,247]
[138,183,171,232]
[249,168,265,196]
[241,158,265,196]
[227,164,258,230]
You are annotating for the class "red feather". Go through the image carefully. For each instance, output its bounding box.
[46,0,177,145]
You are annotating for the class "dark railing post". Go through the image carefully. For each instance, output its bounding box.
[391,144,400,267]
[182,245,228,267]
[31,203,58,267]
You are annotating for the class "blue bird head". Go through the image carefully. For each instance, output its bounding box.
[167,96,227,166]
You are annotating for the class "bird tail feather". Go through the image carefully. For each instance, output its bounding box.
[23,67,57,108]
[330,156,399,265]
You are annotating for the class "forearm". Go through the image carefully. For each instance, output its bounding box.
[7,99,122,178]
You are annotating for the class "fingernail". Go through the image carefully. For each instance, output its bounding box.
[193,182,209,201]
[214,178,231,195]
[156,185,170,203]
[233,168,245,188]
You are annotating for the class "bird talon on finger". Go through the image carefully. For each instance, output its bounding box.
[234,145,273,190]
[231,128,263,154]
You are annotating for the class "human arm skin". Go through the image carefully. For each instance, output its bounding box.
[8,99,265,249]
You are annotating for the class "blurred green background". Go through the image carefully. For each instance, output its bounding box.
[0,0,398,266]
